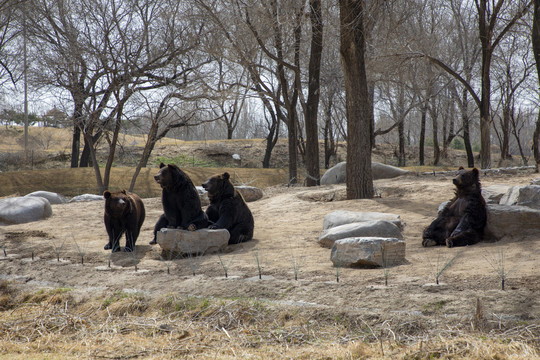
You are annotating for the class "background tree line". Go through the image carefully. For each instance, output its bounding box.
[0,0,539,199]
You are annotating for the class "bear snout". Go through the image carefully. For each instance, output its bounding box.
[202,182,208,190]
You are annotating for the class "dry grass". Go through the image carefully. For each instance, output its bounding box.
[0,286,538,359]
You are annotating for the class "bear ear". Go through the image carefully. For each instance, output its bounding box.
[103,190,111,199]
[121,189,127,195]
[223,172,230,180]
[159,162,165,169]
[458,166,464,170]
[472,168,479,176]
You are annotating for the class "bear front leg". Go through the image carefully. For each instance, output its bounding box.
[151,214,169,245]
[124,231,135,252]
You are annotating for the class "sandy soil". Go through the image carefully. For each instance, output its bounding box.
[1,171,539,342]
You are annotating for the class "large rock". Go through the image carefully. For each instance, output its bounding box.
[499,185,540,209]
[25,191,68,205]
[320,162,410,185]
[323,210,402,230]
[330,237,406,268]
[318,220,403,248]
[0,196,53,225]
[235,186,264,202]
[485,204,540,241]
[157,228,230,255]
[482,185,512,205]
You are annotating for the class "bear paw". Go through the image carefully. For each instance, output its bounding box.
[149,238,157,245]
[187,224,196,231]
[422,238,437,247]
[445,238,454,248]
[208,224,219,230]
[104,243,112,250]
[123,247,134,252]
[112,246,121,253]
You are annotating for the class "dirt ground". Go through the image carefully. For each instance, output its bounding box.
[1,170,539,358]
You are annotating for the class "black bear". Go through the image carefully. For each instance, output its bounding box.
[202,172,254,245]
[150,163,208,245]
[103,190,145,252]
[422,167,487,248]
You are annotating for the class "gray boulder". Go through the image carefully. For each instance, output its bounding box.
[197,185,263,206]
[0,196,53,225]
[330,237,406,268]
[321,161,410,185]
[236,186,264,202]
[318,220,403,248]
[157,228,230,255]
[25,191,68,205]
[323,210,402,230]
[499,185,540,209]
[482,185,512,205]
[485,204,540,241]
[69,194,104,203]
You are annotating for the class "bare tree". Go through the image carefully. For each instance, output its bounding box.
[339,0,373,199]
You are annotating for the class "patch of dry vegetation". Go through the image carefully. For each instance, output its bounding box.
[0,284,538,360]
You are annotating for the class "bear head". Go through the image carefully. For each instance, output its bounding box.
[154,163,187,189]
[452,167,480,192]
[202,172,235,199]
[104,190,132,217]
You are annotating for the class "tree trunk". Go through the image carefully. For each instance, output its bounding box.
[323,94,336,169]
[532,0,540,171]
[304,0,323,186]
[419,101,427,166]
[70,125,81,168]
[430,101,440,166]
[339,0,373,199]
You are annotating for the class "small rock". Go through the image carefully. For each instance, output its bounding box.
[323,210,402,230]
[330,237,406,268]
[482,185,511,205]
[157,228,230,255]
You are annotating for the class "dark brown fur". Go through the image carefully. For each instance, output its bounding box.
[103,190,145,252]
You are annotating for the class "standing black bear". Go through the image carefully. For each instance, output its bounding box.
[103,190,145,252]
[150,163,208,245]
[422,167,487,248]
[202,172,254,244]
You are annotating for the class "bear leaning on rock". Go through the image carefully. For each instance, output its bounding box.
[202,172,254,245]
[103,190,145,252]
[422,167,487,248]
[151,163,208,245]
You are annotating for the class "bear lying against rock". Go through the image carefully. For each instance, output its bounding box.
[151,163,208,245]
[422,167,487,248]
[202,172,254,244]
[103,190,145,252]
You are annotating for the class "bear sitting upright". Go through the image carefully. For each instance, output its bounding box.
[202,172,254,244]
[103,190,145,252]
[150,163,208,245]
[422,167,487,248]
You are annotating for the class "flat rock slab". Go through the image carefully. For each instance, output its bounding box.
[69,194,104,203]
[321,162,410,185]
[0,196,52,225]
[330,237,406,268]
[323,210,403,230]
[25,191,68,205]
[157,228,230,255]
[319,220,403,248]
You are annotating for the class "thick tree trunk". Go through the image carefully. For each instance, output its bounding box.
[304,0,323,186]
[339,0,373,199]
[532,0,540,171]
[419,104,426,166]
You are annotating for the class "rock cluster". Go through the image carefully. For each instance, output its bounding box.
[319,210,406,268]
